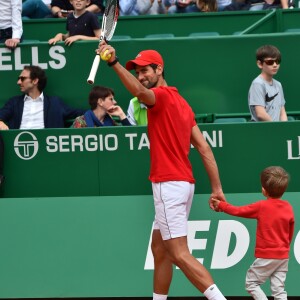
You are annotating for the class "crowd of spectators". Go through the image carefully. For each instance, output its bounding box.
[20,0,293,19]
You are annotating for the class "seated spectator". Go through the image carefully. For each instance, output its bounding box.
[22,0,52,19]
[119,0,139,15]
[166,0,217,13]
[248,45,287,122]
[248,0,288,10]
[0,65,85,130]
[223,0,288,10]
[0,0,23,49]
[127,97,148,125]
[137,0,166,15]
[50,0,104,18]
[71,86,131,128]
[48,0,101,46]
[216,0,231,10]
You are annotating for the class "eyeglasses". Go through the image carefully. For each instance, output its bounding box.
[263,59,281,66]
[18,76,30,82]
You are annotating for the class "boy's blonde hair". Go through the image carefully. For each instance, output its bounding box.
[260,166,289,198]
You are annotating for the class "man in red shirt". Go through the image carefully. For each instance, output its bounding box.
[212,166,294,300]
[99,42,227,300]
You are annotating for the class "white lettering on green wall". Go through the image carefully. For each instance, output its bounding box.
[0,46,66,71]
[287,137,300,159]
[144,220,249,270]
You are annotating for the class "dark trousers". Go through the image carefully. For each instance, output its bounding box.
[0,27,12,43]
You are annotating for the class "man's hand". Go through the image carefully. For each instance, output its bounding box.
[0,121,9,130]
[98,40,116,64]
[5,38,20,49]
[209,191,226,211]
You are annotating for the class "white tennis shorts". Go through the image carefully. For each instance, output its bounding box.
[152,181,195,240]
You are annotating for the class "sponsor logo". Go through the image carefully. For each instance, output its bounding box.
[14,131,39,160]
[12,130,222,160]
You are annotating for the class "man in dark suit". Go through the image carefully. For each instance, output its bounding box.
[0,65,85,130]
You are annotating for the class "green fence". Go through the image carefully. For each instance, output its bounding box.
[21,9,300,42]
[1,32,300,116]
[22,10,270,41]
[1,122,300,198]
[0,193,299,298]
[1,118,300,299]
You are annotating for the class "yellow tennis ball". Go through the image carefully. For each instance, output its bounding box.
[100,50,112,61]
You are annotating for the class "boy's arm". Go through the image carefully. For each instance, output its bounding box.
[48,33,69,45]
[64,35,99,45]
[254,106,272,121]
[218,201,260,219]
[280,106,288,121]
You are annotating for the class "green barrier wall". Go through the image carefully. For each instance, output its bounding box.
[22,10,270,41]
[21,9,300,41]
[1,33,300,116]
[1,121,300,198]
[0,193,299,298]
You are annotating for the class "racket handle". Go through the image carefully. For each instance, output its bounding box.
[87,55,100,85]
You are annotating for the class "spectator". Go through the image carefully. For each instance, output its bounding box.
[212,166,294,300]
[248,45,287,122]
[137,0,166,15]
[48,0,101,46]
[71,86,131,127]
[50,0,104,18]
[249,0,288,10]
[196,0,218,11]
[216,0,231,10]
[127,97,148,125]
[223,0,289,11]
[119,0,139,15]
[166,0,217,13]
[22,0,52,19]
[0,0,23,49]
[0,65,85,130]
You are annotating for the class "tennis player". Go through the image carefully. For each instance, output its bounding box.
[98,42,227,300]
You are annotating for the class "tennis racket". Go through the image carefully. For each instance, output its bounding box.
[87,0,119,84]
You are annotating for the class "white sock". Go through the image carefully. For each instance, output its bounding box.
[153,292,168,300]
[204,284,227,300]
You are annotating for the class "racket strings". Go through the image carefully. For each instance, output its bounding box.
[103,0,119,41]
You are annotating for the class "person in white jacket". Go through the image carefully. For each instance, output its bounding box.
[119,0,166,15]
[0,0,23,49]
[137,0,166,14]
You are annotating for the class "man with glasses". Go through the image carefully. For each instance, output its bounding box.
[248,45,288,122]
[0,65,85,130]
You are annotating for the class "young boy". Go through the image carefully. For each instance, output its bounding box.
[248,45,288,122]
[212,166,294,300]
[48,0,101,46]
